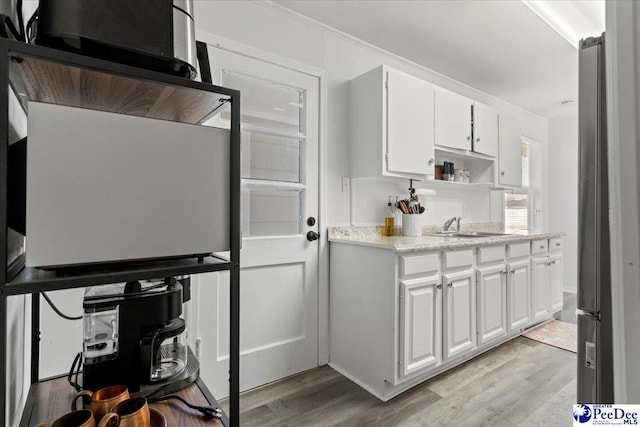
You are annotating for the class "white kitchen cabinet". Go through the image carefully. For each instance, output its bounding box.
[329,235,562,402]
[507,259,531,330]
[497,113,522,187]
[473,102,499,157]
[549,252,564,313]
[435,88,472,151]
[476,263,507,345]
[443,269,476,360]
[434,89,498,157]
[350,65,435,180]
[531,239,564,322]
[532,255,550,322]
[399,276,442,377]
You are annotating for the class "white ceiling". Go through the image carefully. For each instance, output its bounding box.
[274,0,603,119]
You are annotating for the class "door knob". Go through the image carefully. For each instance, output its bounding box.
[306,231,320,241]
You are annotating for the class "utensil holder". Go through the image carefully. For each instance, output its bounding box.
[402,214,423,237]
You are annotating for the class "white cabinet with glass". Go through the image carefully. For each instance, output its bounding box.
[350,65,435,180]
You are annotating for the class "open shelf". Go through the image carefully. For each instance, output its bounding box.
[6,255,230,295]
[19,375,226,427]
[421,179,493,191]
[7,41,232,125]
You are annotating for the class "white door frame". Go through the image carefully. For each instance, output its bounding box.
[195,30,330,365]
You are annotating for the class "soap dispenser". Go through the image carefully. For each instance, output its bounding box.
[383,196,395,236]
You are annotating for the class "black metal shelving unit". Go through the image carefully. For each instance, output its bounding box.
[0,39,241,426]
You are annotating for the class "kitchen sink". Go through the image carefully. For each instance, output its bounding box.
[431,231,512,238]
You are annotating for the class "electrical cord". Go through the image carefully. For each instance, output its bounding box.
[25,7,37,43]
[42,292,83,321]
[147,395,225,425]
[67,352,83,392]
[0,0,25,42]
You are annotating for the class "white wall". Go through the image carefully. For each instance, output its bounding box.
[194,1,550,229]
[548,114,578,292]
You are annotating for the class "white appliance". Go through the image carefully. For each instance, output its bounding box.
[26,102,229,267]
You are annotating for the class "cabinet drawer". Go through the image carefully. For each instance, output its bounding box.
[508,242,530,259]
[531,239,548,255]
[549,238,563,252]
[443,249,474,270]
[401,253,440,277]
[477,245,505,265]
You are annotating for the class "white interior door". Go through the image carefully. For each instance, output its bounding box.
[195,46,320,397]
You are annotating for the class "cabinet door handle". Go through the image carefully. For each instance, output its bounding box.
[551,260,556,264]
[436,283,443,289]
[556,243,561,247]
[501,171,505,175]
[540,245,545,249]
[428,158,434,165]
[502,271,507,276]
[448,283,453,288]
[511,269,516,274]
[476,137,480,143]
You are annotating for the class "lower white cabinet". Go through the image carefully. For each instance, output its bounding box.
[443,269,476,359]
[476,264,507,345]
[532,255,550,322]
[507,259,531,330]
[549,253,564,313]
[329,236,563,402]
[532,247,564,322]
[399,276,442,377]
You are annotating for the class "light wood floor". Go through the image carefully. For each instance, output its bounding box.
[231,337,576,426]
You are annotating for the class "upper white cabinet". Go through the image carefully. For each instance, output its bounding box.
[473,102,499,157]
[350,65,435,180]
[434,89,472,151]
[434,90,498,157]
[497,113,522,187]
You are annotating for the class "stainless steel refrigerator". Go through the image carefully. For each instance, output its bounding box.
[577,33,614,403]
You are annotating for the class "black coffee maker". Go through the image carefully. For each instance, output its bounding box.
[82,277,199,397]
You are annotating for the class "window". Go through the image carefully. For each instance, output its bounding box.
[504,139,540,232]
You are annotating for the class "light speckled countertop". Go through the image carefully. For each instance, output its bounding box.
[328,225,565,253]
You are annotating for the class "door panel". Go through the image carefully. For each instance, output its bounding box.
[550,254,564,313]
[477,264,507,345]
[386,69,434,176]
[532,256,550,322]
[443,269,476,359]
[508,260,531,330]
[197,46,320,398]
[435,89,472,151]
[473,102,498,157]
[399,276,442,377]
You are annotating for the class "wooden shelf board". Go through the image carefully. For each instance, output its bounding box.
[20,376,226,427]
[9,51,231,125]
[6,255,230,295]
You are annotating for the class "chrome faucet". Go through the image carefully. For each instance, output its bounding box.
[443,216,457,231]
